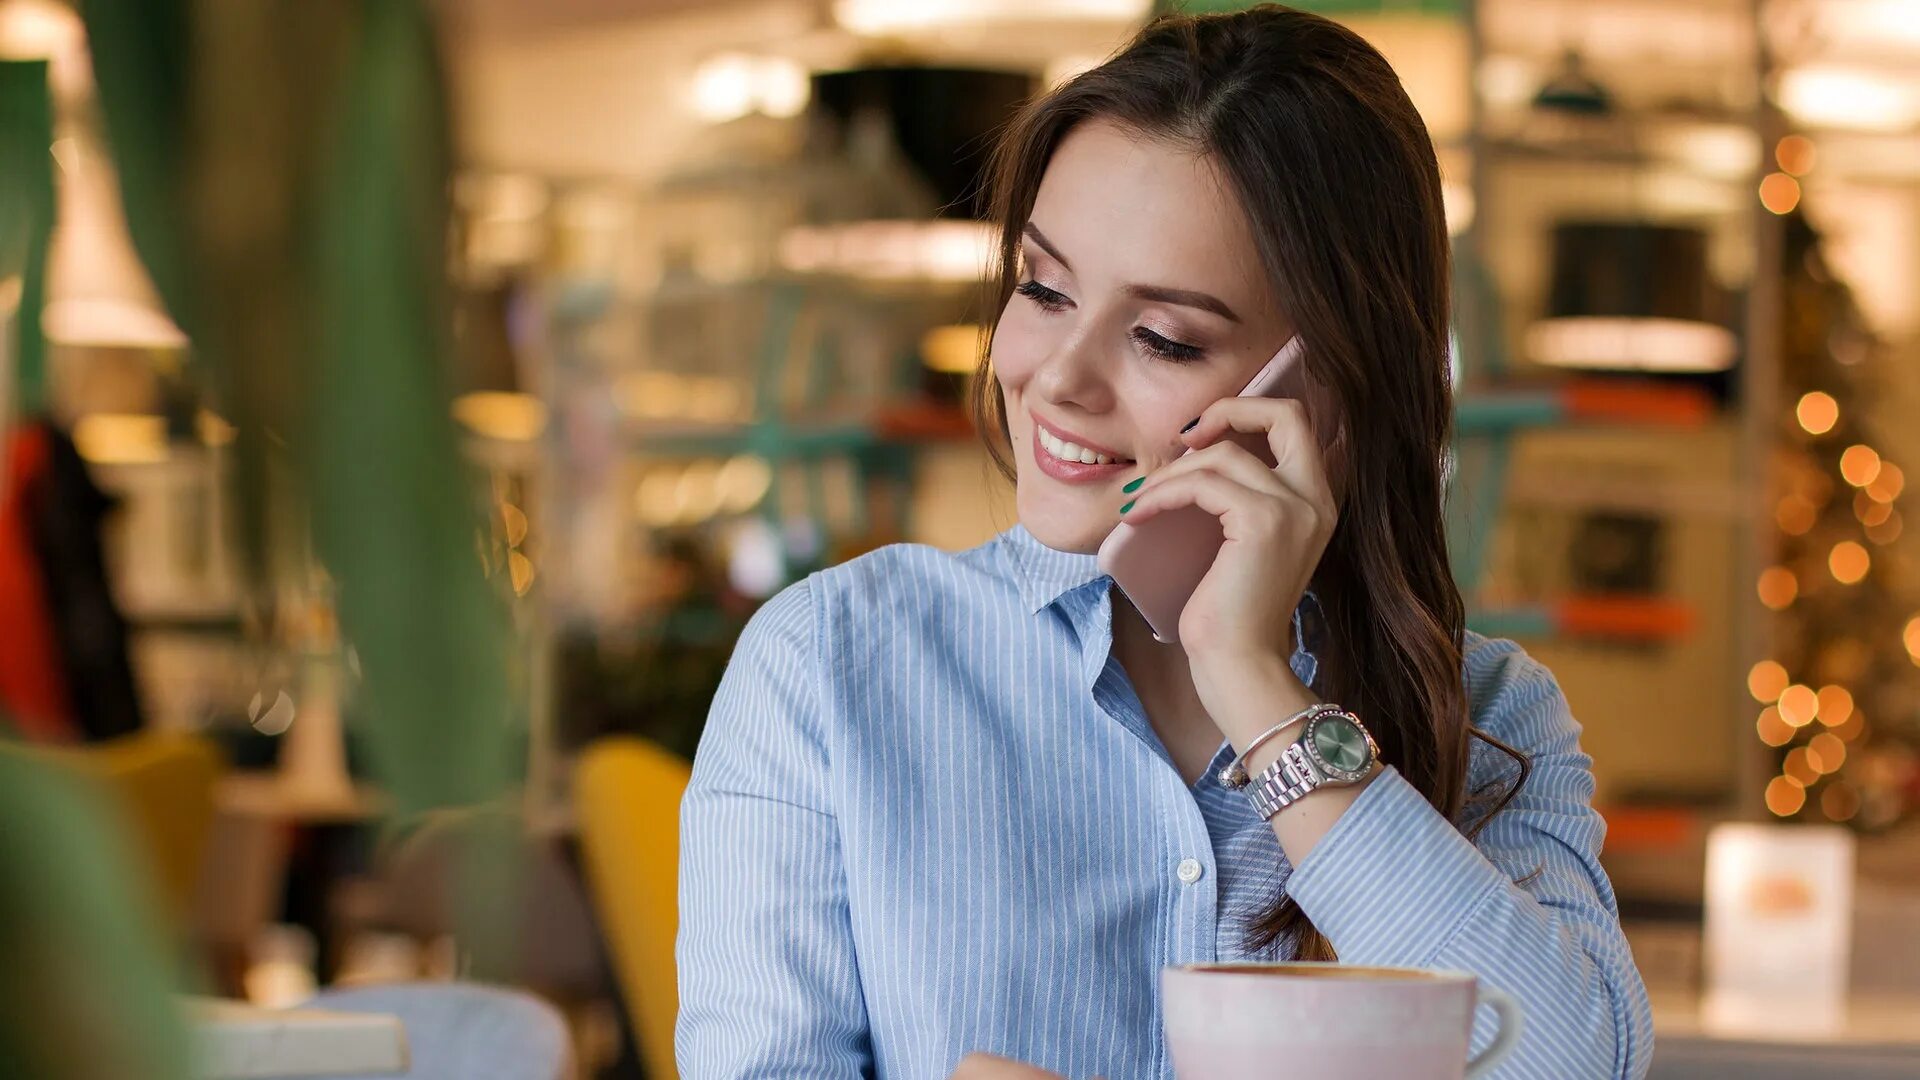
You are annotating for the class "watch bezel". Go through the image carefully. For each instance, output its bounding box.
[1300,710,1376,784]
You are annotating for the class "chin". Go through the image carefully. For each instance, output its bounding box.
[1015,481,1112,555]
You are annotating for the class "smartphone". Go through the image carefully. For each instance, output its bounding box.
[1096,333,1316,644]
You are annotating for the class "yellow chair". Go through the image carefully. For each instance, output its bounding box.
[575,736,690,1080]
[34,732,226,926]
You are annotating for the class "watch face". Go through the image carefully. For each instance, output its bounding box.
[1309,714,1373,780]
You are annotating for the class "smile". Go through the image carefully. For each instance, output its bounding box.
[1031,414,1134,484]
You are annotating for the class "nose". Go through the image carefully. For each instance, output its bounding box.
[1030,328,1115,415]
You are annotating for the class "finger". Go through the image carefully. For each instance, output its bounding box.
[1183,397,1333,509]
[1124,469,1326,548]
[1136,440,1286,500]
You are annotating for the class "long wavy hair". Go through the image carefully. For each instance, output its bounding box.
[969,4,1528,959]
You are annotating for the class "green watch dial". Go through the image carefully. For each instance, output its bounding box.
[1311,714,1372,774]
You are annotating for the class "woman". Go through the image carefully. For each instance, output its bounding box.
[677,6,1652,1078]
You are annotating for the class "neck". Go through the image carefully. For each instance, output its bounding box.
[1110,590,1206,712]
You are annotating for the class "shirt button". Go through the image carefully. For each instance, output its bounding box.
[1176,858,1204,884]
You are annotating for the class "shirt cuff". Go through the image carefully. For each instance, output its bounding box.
[1283,766,1503,966]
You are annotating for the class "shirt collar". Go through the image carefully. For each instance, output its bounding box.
[1002,524,1109,615]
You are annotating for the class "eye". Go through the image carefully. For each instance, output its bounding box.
[1131,326,1205,364]
[1014,279,1071,312]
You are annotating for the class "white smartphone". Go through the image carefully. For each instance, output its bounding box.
[1096,334,1316,644]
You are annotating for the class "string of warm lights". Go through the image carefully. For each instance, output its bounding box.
[1750,133,1915,826]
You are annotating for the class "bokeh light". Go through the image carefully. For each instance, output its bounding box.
[1856,490,1893,526]
[1778,683,1819,727]
[1796,391,1838,435]
[1748,659,1790,702]
[1759,171,1801,214]
[1808,732,1846,774]
[1766,775,1807,817]
[1829,540,1870,584]
[1815,684,1854,727]
[1756,706,1794,747]
[1868,462,1905,502]
[1840,444,1882,486]
[1785,747,1821,785]
[1775,134,1817,176]
[1757,567,1798,610]
[1867,511,1903,545]
[1776,495,1818,535]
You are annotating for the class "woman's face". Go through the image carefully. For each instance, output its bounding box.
[994,120,1295,554]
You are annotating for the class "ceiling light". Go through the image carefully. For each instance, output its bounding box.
[1780,66,1920,133]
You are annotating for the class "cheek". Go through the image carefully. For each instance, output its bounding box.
[989,303,1046,390]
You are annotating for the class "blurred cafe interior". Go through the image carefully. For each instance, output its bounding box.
[3,0,1920,1077]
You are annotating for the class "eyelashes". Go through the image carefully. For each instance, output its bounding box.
[1014,278,1070,311]
[1131,326,1203,363]
[1013,279,1206,364]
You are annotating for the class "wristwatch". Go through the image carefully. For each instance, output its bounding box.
[1243,708,1379,821]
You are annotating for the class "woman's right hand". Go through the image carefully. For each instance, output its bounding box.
[950,1052,1072,1079]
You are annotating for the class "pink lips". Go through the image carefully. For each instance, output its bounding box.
[1030,414,1134,485]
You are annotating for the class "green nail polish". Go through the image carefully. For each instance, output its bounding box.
[1122,476,1144,493]
[1120,500,1135,514]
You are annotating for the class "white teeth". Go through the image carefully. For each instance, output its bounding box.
[1037,425,1121,466]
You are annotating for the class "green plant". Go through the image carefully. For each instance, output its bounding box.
[0,2,524,1074]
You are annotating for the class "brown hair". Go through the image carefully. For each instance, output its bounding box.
[969,4,1527,958]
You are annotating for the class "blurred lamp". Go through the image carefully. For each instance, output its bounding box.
[0,0,88,100]
[920,324,981,375]
[1531,48,1611,116]
[1779,65,1920,133]
[4,2,187,350]
[42,135,187,350]
[1527,221,1736,373]
[833,0,1148,35]
[692,53,810,123]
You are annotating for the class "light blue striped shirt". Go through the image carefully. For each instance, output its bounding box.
[678,525,1653,1078]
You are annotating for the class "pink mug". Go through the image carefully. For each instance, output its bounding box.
[1162,962,1523,1079]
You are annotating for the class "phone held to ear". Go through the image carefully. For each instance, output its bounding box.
[1096,334,1312,645]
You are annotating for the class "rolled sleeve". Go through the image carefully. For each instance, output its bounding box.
[1285,640,1654,1079]
[1285,766,1504,963]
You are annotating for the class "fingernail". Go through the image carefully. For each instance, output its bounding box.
[1122,476,1144,493]
[1120,500,1135,514]
[1181,417,1201,433]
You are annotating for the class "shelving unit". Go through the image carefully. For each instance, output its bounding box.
[1446,0,1770,804]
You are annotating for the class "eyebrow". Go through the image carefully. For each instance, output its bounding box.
[1022,221,1242,324]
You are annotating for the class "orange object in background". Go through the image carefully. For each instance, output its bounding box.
[0,423,78,741]
[1558,596,1697,639]
[37,733,227,924]
[1562,379,1717,428]
[575,737,691,1080]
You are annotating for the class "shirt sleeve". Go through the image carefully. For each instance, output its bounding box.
[1283,639,1654,1080]
[676,579,874,1078]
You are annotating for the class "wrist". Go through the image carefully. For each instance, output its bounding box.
[1202,654,1318,773]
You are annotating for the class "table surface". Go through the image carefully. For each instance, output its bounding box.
[186,996,408,1079]
[215,772,388,824]
[1650,987,1920,1053]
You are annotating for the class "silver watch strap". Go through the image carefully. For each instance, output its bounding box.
[1245,740,1324,821]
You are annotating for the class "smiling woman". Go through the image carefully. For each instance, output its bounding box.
[677,6,1653,1079]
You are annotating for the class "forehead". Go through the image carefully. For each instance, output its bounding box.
[1028,119,1267,300]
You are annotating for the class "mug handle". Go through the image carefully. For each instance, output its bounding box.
[1464,984,1524,1079]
